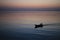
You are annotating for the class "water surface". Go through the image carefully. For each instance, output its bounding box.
[0,11,60,40]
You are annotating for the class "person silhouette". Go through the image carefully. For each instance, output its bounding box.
[35,23,43,28]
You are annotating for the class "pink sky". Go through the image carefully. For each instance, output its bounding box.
[1,0,60,8]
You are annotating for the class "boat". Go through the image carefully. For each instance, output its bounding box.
[35,23,43,28]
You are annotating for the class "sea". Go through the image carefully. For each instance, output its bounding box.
[0,11,60,40]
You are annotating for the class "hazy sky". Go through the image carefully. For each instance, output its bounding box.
[1,0,60,8]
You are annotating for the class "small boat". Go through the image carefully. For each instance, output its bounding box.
[35,23,60,28]
[35,23,43,28]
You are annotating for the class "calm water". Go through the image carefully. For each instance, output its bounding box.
[0,11,60,40]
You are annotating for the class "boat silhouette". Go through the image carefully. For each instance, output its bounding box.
[35,23,60,28]
[35,23,43,28]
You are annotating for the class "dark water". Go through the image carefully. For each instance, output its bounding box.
[0,23,60,40]
[0,11,60,40]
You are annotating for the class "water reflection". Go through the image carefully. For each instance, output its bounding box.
[0,11,60,40]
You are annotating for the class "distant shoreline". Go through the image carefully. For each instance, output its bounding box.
[0,11,60,12]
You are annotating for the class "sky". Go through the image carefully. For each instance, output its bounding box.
[0,0,60,8]
[0,0,60,24]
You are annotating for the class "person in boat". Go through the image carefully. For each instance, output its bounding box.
[35,23,43,28]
